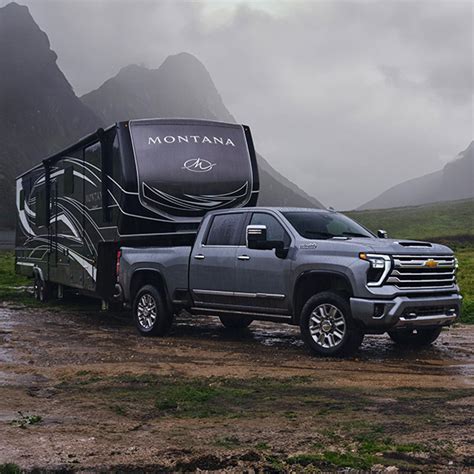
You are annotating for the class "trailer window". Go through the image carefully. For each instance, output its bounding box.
[35,188,47,227]
[205,213,244,246]
[64,166,74,195]
[84,142,102,210]
[19,189,25,211]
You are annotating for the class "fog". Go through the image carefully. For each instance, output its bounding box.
[3,0,472,209]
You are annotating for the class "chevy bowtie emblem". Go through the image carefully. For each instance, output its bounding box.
[424,259,438,268]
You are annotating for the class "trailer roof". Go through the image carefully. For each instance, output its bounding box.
[16,118,249,180]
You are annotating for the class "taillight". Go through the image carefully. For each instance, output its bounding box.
[116,249,121,281]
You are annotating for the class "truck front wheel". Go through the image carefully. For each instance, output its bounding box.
[300,292,364,357]
[388,327,442,347]
[133,284,173,337]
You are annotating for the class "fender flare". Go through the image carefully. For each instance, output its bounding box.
[129,267,172,312]
[292,269,355,320]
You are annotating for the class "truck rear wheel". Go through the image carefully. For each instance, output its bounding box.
[133,284,173,337]
[219,315,253,330]
[388,327,442,347]
[300,292,364,357]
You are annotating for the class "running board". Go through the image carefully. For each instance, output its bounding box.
[189,307,294,324]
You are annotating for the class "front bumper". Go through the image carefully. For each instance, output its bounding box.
[350,293,462,331]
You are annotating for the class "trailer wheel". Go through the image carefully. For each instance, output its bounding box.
[388,327,442,347]
[34,275,49,303]
[133,284,173,337]
[219,315,253,330]
[300,291,364,357]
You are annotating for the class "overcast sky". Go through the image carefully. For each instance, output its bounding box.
[4,0,473,209]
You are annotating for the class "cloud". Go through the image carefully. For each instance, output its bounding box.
[2,0,472,208]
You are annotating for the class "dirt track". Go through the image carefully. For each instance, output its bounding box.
[0,298,473,472]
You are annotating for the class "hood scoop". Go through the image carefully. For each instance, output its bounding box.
[396,241,432,248]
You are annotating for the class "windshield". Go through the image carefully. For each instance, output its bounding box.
[282,211,374,240]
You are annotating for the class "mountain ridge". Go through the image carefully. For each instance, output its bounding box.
[81,53,324,209]
[359,141,473,210]
[0,2,102,228]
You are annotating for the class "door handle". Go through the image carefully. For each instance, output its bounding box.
[194,254,205,260]
[237,255,250,261]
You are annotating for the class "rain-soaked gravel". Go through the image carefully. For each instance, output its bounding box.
[0,297,472,472]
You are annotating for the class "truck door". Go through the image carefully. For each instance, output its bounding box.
[234,212,292,313]
[189,212,245,308]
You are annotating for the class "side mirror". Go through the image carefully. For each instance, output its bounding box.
[246,225,286,255]
[246,225,268,249]
[377,229,388,239]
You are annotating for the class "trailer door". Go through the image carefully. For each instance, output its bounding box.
[62,149,87,289]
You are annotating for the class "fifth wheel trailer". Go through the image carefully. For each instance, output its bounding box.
[15,118,259,301]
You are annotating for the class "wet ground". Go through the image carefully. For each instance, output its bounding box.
[0,298,473,472]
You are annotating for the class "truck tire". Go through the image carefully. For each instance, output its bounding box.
[133,284,173,337]
[388,327,442,347]
[219,315,253,330]
[300,292,364,357]
[33,274,49,303]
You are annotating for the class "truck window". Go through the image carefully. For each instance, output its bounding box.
[250,213,290,246]
[283,211,373,239]
[206,213,244,246]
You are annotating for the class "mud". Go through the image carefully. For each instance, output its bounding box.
[0,298,472,472]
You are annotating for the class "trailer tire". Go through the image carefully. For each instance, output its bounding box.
[219,315,253,330]
[388,327,442,347]
[133,284,173,337]
[34,275,50,303]
[300,291,364,357]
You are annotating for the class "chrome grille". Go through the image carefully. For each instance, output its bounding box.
[386,255,456,289]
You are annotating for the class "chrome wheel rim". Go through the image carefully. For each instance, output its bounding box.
[137,293,157,329]
[309,303,346,349]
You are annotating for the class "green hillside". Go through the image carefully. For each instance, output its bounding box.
[346,198,473,244]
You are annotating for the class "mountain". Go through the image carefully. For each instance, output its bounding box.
[82,53,324,209]
[359,142,474,210]
[0,2,101,228]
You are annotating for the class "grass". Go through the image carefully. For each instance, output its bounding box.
[286,424,428,470]
[10,412,42,429]
[0,465,21,474]
[456,248,474,323]
[346,198,474,243]
[0,251,31,302]
[68,373,313,419]
[43,373,474,469]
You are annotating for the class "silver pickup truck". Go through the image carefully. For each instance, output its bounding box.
[118,207,462,356]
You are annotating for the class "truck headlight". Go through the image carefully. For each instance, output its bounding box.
[359,253,391,286]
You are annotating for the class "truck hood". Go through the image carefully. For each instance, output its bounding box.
[351,238,453,256]
[300,237,454,257]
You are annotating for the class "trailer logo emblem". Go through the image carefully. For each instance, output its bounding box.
[182,158,216,173]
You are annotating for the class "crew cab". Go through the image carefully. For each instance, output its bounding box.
[118,207,462,356]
